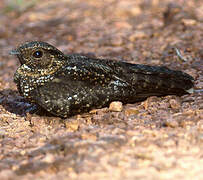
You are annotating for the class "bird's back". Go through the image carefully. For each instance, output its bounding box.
[66,54,194,99]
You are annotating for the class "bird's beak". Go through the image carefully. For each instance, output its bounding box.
[9,49,21,55]
[9,49,24,65]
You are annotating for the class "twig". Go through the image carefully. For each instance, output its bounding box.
[174,48,188,62]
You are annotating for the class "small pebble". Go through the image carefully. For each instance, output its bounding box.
[163,120,179,128]
[42,153,55,163]
[109,101,123,112]
[65,119,79,131]
[129,31,147,41]
[124,108,139,116]
[81,133,97,141]
[169,99,181,110]
[182,19,197,26]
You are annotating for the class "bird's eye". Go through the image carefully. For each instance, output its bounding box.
[33,50,43,58]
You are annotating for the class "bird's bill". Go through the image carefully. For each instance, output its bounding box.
[9,49,21,55]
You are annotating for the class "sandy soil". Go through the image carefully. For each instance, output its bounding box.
[0,0,202,179]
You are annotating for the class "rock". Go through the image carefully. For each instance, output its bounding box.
[169,98,181,110]
[65,119,79,131]
[109,101,123,112]
[129,31,147,41]
[182,19,197,26]
[81,133,97,141]
[163,119,179,128]
[124,108,139,116]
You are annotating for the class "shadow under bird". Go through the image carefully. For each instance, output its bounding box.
[10,41,194,117]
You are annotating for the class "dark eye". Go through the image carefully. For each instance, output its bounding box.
[33,50,43,58]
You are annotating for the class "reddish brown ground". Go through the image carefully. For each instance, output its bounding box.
[0,0,202,179]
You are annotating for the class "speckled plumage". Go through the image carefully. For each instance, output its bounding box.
[11,41,194,117]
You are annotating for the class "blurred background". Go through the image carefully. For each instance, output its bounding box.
[0,0,202,179]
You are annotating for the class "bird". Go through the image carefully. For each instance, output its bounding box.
[10,41,194,117]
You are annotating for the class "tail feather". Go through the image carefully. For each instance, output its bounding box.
[128,65,194,97]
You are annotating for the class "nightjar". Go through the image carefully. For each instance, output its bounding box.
[10,41,194,117]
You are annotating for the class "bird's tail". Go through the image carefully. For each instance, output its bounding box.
[128,64,194,98]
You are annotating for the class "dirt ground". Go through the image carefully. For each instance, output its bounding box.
[0,0,202,179]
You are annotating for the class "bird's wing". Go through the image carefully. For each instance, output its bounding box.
[30,76,129,117]
[58,54,132,88]
[30,79,93,117]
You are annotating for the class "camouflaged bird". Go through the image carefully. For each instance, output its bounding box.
[10,41,194,117]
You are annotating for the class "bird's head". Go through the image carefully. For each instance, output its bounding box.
[10,41,65,70]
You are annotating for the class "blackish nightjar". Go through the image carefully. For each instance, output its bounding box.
[10,41,194,117]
